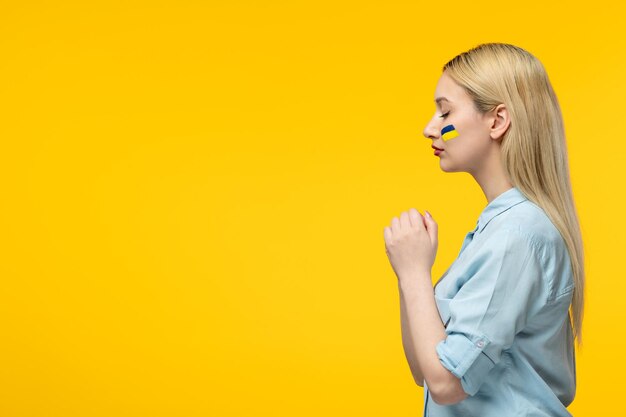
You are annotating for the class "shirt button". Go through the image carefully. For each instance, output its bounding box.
[476,340,485,348]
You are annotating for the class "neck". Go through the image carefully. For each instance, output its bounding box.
[470,146,513,203]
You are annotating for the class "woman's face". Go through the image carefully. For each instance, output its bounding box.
[423,71,496,174]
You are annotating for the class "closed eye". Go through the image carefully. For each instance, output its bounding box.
[439,112,450,119]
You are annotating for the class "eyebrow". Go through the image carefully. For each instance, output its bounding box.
[434,97,450,104]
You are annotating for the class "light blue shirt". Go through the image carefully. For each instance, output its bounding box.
[424,186,576,416]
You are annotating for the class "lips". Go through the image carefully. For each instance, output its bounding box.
[432,145,444,151]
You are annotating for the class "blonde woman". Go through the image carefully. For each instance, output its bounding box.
[383,43,584,416]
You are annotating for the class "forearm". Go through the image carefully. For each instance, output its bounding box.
[399,281,424,386]
[398,271,461,398]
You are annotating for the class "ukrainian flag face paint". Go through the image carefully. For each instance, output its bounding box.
[441,124,459,142]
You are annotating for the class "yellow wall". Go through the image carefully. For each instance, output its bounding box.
[0,1,621,415]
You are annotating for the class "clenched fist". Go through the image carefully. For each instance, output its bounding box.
[384,209,438,283]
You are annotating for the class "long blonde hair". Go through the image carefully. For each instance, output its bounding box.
[442,43,585,347]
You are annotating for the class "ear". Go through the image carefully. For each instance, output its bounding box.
[489,103,510,142]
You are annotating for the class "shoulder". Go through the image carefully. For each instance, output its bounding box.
[487,200,574,300]
[488,200,564,252]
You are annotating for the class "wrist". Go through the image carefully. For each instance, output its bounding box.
[398,269,432,292]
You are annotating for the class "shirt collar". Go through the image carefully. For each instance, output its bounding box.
[476,186,528,233]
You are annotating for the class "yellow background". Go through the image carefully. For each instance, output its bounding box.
[0,1,622,415]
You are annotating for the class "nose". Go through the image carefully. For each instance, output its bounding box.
[423,116,441,141]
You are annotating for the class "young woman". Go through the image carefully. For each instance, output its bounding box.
[383,43,584,416]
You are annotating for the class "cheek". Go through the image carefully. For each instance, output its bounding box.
[440,123,460,142]
[457,134,491,165]
[442,122,489,160]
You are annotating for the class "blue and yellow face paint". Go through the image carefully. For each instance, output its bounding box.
[441,124,459,142]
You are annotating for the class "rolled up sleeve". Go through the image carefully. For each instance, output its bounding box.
[435,227,548,396]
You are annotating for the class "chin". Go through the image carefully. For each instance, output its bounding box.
[439,161,464,174]
[438,159,454,173]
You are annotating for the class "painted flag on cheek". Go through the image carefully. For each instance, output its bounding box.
[441,124,459,141]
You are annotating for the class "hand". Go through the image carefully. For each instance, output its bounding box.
[384,209,438,282]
